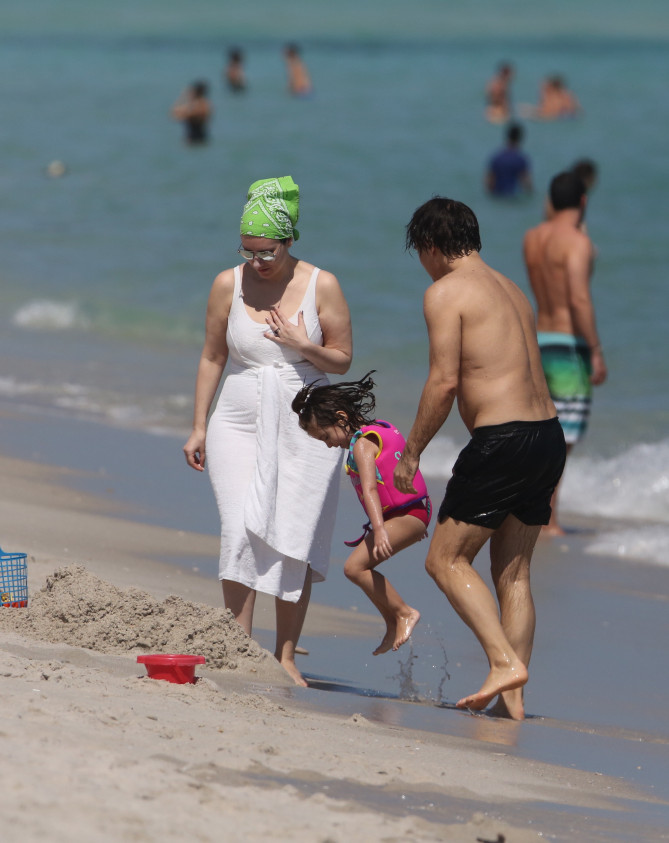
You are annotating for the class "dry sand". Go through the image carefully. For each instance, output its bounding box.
[0,454,665,842]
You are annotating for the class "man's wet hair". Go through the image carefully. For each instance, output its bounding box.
[549,171,586,211]
[405,197,482,259]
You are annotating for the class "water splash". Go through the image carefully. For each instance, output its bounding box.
[389,644,421,702]
[433,640,451,705]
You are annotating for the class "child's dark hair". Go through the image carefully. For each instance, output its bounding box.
[292,371,377,434]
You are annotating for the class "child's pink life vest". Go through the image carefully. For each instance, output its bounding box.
[344,420,429,546]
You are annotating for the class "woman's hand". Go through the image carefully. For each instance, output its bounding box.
[183,429,206,471]
[264,305,308,351]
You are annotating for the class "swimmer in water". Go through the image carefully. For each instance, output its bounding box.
[485,62,514,123]
[171,81,212,145]
[283,44,313,97]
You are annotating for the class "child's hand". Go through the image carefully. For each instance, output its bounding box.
[373,528,393,562]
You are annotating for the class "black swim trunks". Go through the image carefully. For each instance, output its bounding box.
[438,417,566,529]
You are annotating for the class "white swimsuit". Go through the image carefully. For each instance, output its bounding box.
[206,265,342,602]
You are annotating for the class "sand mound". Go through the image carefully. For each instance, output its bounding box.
[0,565,268,670]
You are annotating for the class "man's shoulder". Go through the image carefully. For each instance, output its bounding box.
[523,220,548,242]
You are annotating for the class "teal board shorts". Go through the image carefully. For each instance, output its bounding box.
[537,331,592,445]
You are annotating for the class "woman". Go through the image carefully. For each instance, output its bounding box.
[183,176,352,685]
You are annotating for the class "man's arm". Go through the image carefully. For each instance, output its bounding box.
[394,283,461,494]
[567,237,607,385]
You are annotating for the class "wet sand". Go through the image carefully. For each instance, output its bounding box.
[1,414,668,841]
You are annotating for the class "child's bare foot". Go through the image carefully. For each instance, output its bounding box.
[392,609,420,650]
[373,626,396,656]
[278,657,308,687]
[487,689,525,721]
[456,661,528,714]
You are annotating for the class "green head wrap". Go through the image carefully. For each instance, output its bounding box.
[239,176,300,242]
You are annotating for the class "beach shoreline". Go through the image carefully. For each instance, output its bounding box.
[1,445,668,841]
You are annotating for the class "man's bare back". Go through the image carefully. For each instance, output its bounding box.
[524,218,592,334]
[420,250,555,433]
[523,199,605,384]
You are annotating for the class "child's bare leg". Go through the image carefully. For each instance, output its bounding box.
[344,515,425,655]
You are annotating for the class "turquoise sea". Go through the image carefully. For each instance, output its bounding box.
[0,2,668,557]
[1,6,669,834]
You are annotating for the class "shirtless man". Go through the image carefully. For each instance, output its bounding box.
[485,62,514,123]
[521,75,581,120]
[395,197,565,720]
[284,44,313,97]
[524,171,607,534]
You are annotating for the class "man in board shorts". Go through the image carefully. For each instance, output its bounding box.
[524,170,607,534]
[395,197,566,720]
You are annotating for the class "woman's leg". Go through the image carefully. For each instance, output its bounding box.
[274,568,312,687]
[221,579,256,636]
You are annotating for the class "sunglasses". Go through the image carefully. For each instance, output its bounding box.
[237,246,279,262]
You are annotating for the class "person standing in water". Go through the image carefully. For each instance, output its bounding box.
[183,176,352,686]
[485,62,514,123]
[395,197,565,720]
[524,171,607,535]
[283,44,313,97]
[292,372,431,656]
[171,81,212,145]
[225,48,246,93]
[486,122,532,198]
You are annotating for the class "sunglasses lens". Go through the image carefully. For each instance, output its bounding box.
[238,248,276,261]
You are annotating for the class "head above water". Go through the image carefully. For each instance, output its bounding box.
[571,158,598,192]
[549,171,586,211]
[405,197,482,260]
[506,122,524,145]
[192,81,209,98]
[292,371,377,438]
[240,176,300,242]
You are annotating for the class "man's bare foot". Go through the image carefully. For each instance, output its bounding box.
[392,609,420,651]
[541,522,566,537]
[456,662,528,714]
[278,657,308,687]
[373,627,395,656]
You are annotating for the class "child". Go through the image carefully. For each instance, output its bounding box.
[292,372,431,655]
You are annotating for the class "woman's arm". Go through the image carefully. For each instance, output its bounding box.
[354,435,393,562]
[183,270,234,471]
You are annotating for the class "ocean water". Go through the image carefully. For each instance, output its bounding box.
[1,1,668,567]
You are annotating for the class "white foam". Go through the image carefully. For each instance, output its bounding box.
[12,300,89,331]
[419,435,460,481]
[562,441,669,525]
[585,525,669,568]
